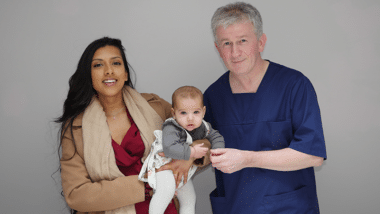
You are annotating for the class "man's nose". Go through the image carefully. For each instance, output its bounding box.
[231,43,241,58]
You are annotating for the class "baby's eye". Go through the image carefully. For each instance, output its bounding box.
[194,111,200,114]
[180,112,187,115]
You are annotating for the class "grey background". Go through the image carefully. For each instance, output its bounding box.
[1,0,379,213]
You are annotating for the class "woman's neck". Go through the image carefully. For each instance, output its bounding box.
[98,93,125,113]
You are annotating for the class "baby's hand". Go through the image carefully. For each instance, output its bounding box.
[190,143,208,159]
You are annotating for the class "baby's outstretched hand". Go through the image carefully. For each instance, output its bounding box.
[190,143,208,159]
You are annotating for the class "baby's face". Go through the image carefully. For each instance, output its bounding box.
[171,97,206,131]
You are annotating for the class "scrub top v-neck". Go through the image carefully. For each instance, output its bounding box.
[204,61,326,214]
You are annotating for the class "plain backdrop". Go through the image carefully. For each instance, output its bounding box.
[1,0,379,213]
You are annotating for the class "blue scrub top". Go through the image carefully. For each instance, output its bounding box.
[204,61,327,214]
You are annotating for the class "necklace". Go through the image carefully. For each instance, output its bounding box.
[105,107,125,120]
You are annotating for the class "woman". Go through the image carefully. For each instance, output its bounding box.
[56,37,211,214]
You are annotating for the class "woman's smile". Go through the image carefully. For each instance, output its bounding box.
[103,78,117,86]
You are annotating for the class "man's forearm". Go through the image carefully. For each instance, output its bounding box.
[242,148,323,171]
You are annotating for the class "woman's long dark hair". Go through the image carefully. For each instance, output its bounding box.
[54,37,135,213]
[56,37,134,131]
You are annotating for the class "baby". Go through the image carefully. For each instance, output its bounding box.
[139,86,225,214]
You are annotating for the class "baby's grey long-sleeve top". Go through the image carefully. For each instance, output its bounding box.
[161,118,225,160]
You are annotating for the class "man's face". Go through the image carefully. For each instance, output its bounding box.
[215,21,266,76]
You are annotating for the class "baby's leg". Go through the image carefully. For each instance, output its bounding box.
[149,170,176,214]
[176,180,196,214]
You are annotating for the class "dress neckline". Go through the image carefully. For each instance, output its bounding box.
[112,107,135,147]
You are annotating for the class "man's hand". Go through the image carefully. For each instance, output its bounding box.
[157,153,195,188]
[210,148,247,174]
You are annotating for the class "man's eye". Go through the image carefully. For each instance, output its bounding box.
[241,39,247,42]
[224,42,230,46]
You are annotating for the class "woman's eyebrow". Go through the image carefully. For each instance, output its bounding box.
[92,56,121,61]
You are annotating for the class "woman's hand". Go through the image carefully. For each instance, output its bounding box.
[157,152,195,188]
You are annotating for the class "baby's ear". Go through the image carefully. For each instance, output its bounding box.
[202,106,206,116]
[171,108,175,118]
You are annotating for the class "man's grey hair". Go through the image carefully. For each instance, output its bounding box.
[211,2,263,43]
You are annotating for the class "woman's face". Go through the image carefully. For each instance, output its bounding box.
[91,45,128,99]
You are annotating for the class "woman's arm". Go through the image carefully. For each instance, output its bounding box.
[60,128,145,212]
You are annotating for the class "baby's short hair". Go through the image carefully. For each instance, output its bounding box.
[172,86,204,108]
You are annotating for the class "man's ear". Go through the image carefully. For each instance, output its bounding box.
[258,33,267,53]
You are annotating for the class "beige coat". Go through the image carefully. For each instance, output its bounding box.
[60,93,211,214]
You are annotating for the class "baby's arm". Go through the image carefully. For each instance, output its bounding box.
[206,122,225,149]
[162,124,192,160]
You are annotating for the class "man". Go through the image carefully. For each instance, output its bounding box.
[204,2,327,213]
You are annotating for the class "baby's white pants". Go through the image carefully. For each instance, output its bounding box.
[149,170,196,214]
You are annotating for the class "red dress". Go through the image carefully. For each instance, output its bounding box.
[112,108,177,214]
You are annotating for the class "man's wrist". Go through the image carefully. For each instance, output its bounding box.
[243,150,255,168]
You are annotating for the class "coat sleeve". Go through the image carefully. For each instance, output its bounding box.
[60,125,145,212]
[141,93,172,121]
